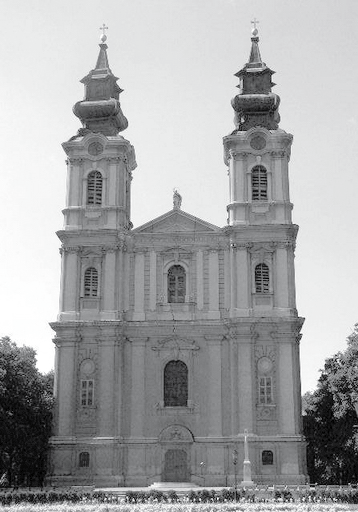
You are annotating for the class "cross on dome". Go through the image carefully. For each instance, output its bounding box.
[251,17,259,36]
[99,23,108,43]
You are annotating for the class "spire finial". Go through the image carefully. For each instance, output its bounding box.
[99,23,108,43]
[250,18,259,37]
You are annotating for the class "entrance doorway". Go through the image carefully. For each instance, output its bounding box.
[163,449,189,482]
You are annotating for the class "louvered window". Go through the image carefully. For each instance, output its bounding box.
[255,263,269,293]
[252,166,267,201]
[87,171,103,205]
[81,379,94,406]
[79,452,90,468]
[84,267,98,297]
[259,376,273,404]
[168,265,186,303]
[164,360,188,407]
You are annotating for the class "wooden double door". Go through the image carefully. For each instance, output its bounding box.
[163,449,189,482]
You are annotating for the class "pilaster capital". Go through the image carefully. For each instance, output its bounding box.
[276,240,296,250]
[129,337,149,347]
[230,241,252,251]
[61,245,81,254]
[270,150,287,159]
[205,335,223,346]
[67,157,84,165]
[229,150,249,161]
[106,156,123,163]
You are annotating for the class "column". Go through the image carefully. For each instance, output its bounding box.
[208,250,219,318]
[271,152,284,201]
[57,341,76,436]
[230,339,238,435]
[115,338,124,437]
[275,245,289,309]
[237,341,253,433]
[62,248,79,318]
[206,337,222,437]
[196,250,204,310]
[130,338,146,438]
[102,247,116,319]
[98,339,115,436]
[278,342,295,433]
[133,251,145,320]
[68,159,81,207]
[236,245,249,312]
[149,250,157,311]
[230,247,237,312]
[107,159,118,206]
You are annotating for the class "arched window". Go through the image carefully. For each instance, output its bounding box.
[87,171,103,205]
[84,267,98,297]
[167,265,186,303]
[262,450,273,465]
[255,263,269,293]
[251,166,267,201]
[79,452,90,468]
[164,360,188,407]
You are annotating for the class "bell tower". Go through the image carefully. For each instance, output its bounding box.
[223,25,306,483]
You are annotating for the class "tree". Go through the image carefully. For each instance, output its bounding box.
[0,337,53,487]
[303,325,358,484]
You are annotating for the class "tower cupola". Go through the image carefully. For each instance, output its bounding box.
[231,26,280,132]
[73,32,128,136]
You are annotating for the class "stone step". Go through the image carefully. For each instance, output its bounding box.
[150,482,200,489]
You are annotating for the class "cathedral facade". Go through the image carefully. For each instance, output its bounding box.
[48,29,307,487]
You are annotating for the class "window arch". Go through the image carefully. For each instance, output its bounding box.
[262,450,273,465]
[251,166,267,201]
[87,171,103,205]
[255,263,269,293]
[167,265,186,303]
[79,452,90,468]
[84,267,98,297]
[164,360,188,407]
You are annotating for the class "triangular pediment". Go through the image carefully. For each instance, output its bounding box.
[132,209,220,234]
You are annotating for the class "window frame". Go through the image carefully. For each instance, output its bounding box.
[87,170,103,206]
[163,360,189,407]
[79,451,90,468]
[84,267,99,298]
[262,450,274,466]
[254,263,270,294]
[167,264,186,304]
[80,379,94,407]
[258,376,273,405]
[251,165,268,202]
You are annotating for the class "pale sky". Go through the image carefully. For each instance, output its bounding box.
[1,0,358,394]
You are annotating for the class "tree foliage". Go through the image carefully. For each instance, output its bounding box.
[0,337,53,487]
[303,324,358,484]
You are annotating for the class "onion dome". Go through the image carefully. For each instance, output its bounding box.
[231,27,280,132]
[73,33,128,136]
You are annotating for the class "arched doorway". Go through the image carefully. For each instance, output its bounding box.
[159,425,193,483]
[163,449,189,482]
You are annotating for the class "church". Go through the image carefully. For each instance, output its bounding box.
[48,26,307,487]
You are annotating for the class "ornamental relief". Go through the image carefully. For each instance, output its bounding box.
[254,345,276,372]
[256,405,276,421]
[159,424,194,443]
[152,336,200,360]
